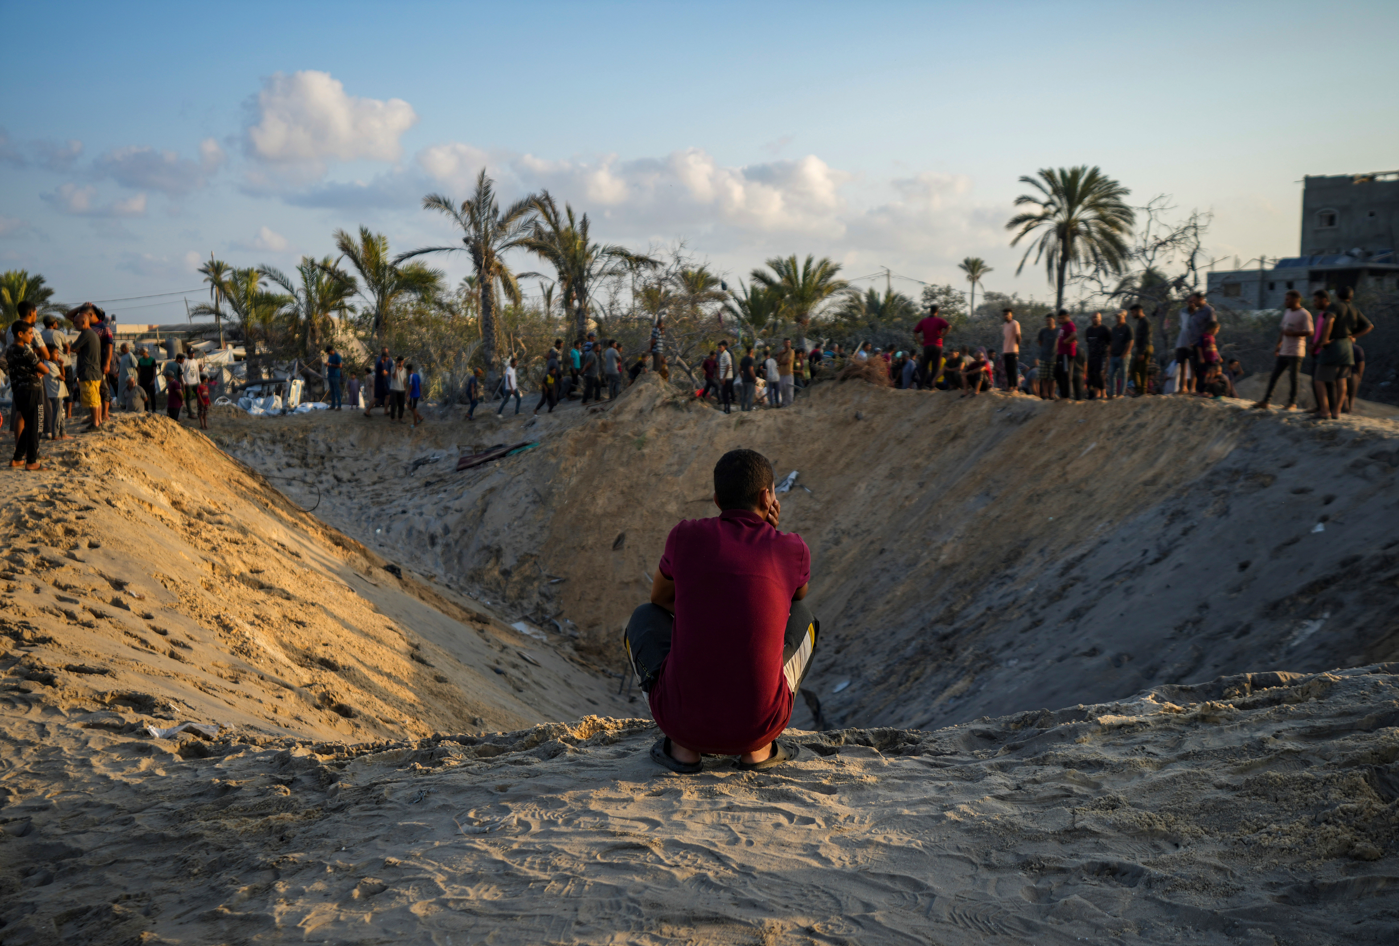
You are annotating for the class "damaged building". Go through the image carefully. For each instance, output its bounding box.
[1208,170,1399,310]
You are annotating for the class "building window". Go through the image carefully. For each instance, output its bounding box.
[1368,210,1378,218]
[1222,283,1242,298]
[1317,209,1338,228]
[1285,281,1294,290]
[1268,282,1275,290]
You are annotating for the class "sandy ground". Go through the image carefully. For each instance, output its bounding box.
[3,388,1398,944]
[3,666,1396,944]
[212,378,1399,734]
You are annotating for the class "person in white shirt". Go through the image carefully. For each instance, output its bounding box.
[715,340,735,414]
[1252,290,1314,410]
[181,352,201,418]
[497,357,522,415]
[764,350,780,407]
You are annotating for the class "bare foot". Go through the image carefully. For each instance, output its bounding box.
[24,463,42,471]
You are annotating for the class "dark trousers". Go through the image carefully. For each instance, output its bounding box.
[327,373,342,409]
[623,600,820,699]
[12,387,41,465]
[606,374,622,399]
[1261,355,1302,405]
[1055,355,1071,398]
[721,378,734,413]
[1002,353,1017,390]
[582,374,601,403]
[1130,350,1153,395]
[498,389,522,414]
[391,390,407,419]
[701,378,719,400]
[535,383,556,413]
[142,382,157,412]
[919,345,941,388]
[1087,353,1106,393]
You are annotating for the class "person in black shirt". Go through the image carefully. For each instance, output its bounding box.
[1107,311,1134,398]
[1084,312,1112,399]
[68,304,106,430]
[7,321,49,469]
[1128,304,1154,396]
[737,346,757,412]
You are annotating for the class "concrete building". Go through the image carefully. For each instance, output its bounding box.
[1208,171,1399,310]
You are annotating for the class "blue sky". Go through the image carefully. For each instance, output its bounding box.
[3,0,1396,323]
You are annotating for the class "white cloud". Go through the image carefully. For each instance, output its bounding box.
[43,184,147,217]
[119,250,203,279]
[416,142,492,194]
[93,138,226,196]
[418,144,851,236]
[0,128,83,170]
[244,70,418,181]
[252,226,289,252]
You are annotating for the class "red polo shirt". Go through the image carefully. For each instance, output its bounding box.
[650,510,811,755]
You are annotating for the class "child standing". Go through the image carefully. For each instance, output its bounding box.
[166,373,184,421]
[1197,320,1221,373]
[43,350,69,441]
[196,374,211,430]
[407,363,423,427]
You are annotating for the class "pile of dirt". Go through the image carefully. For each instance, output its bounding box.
[214,377,1399,733]
[0,413,629,749]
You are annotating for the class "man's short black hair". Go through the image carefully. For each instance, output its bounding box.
[1057,309,1069,317]
[1339,286,1354,301]
[928,304,940,315]
[17,301,37,318]
[1129,303,1143,311]
[11,319,33,339]
[714,448,774,511]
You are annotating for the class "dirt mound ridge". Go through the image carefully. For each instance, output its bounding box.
[0,413,625,748]
[215,377,1399,734]
[3,666,1396,944]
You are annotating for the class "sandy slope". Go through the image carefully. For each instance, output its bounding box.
[0,413,628,748]
[2,666,1396,945]
[212,379,1399,734]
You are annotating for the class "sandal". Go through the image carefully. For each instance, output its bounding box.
[650,737,701,774]
[738,740,802,771]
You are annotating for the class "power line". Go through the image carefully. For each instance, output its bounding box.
[86,288,206,304]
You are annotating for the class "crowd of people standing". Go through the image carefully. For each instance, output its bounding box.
[2,301,216,471]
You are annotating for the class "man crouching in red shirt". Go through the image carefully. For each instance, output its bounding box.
[624,448,819,773]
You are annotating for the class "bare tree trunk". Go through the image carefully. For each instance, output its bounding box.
[1055,259,1068,314]
[478,265,501,389]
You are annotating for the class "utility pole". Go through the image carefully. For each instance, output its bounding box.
[883,266,892,297]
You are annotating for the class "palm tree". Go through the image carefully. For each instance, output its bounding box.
[259,257,357,358]
[1006,166,1134,313]
[674,266,727,329]
[195,268,288,383]
[1,270,59,320]
[958,257,993,320]
[750,255,848,347]
[837,286,918,327]
[334,227,441,345]
[522,191,655,340]
[399,170,535,381]
[197,255,233,348]
[722,281,784,345]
